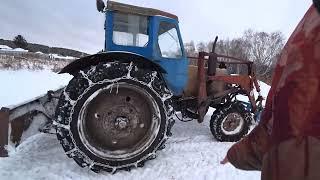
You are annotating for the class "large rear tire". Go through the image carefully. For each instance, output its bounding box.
[54,61,174,173]
[210,101,252,142]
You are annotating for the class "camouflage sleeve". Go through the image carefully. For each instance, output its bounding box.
[227,122,270,171]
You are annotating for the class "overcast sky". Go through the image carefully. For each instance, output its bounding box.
[0,0,312,54]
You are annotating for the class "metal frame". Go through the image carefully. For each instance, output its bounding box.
[193,52,262,123]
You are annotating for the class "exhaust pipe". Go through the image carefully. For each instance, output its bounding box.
[208,36,218,76]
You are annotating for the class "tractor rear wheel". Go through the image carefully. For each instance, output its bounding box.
[210,101,252,142]
[54,61,174,173]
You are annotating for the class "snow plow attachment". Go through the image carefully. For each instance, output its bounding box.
[0,88,63,154]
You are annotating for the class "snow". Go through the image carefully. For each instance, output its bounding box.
[13,48,28,52]
[20,114,47,142]
[236,81,270,106]
[49,53,76,60]
[2,48,29,52]
[0,69,72,107]
[255,81,270,99]
[0,45,12,50]
[0,110,261,180]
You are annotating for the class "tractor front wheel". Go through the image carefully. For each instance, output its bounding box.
[210,101,252,142]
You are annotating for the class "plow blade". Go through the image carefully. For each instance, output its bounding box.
[0,88,64,155]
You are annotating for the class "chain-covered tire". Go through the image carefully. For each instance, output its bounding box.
[210,101,252,142]
[54,61,174,173]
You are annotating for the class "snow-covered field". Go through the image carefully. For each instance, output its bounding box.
[0,46,28,52]
[0,69,270,180]
[0,69,72,107]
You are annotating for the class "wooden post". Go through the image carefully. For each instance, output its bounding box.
[0,107,9,157]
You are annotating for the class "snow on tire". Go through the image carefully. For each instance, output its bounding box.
[54,61,174,173]
[210,101,252,142]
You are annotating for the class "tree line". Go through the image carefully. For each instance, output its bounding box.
[184,29,285,83]
[1,35,87,57]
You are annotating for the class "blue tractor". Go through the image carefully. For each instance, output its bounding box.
[54,0,263,173]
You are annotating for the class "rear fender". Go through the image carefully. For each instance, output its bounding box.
[59,52,167,76]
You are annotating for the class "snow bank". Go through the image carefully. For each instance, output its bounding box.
[257,81,270,98]
[0,112,260,180]
[0,45,12,50]
[0,69,72,107]
[49,53,76,60]
[3,48,29,52]
[237,81,270,106]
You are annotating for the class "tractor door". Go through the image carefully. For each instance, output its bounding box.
[152,16,188,96]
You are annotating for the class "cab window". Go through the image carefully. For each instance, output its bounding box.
[113,12,149,47]
[157,22,182,58]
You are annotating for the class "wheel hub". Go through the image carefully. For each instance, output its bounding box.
[115,116,129,130]
[221,112,244,135]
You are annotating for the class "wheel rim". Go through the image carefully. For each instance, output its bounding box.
[78,83,161,160]
[220,112,244,135]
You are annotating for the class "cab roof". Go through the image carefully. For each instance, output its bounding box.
[107,1,179,21]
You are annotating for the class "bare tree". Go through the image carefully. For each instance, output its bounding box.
[197,42,207,52]
[13,35,28,49]
[184,41,196,56]
[243,29,284,80]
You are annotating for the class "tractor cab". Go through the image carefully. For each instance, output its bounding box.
[100,1,188,95]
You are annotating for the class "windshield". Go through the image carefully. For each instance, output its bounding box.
[157,21,182,58]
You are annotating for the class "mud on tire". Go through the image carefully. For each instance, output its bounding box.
[210,101,252,142]
[54,61,174,173]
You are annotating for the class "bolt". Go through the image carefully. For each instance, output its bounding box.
[94,113,100,119]
[139,123,145,128]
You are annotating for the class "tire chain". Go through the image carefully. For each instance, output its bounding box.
[54,61,175,173]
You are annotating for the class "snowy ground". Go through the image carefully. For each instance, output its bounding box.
[0,110,260,180]
[0,69,269,180]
